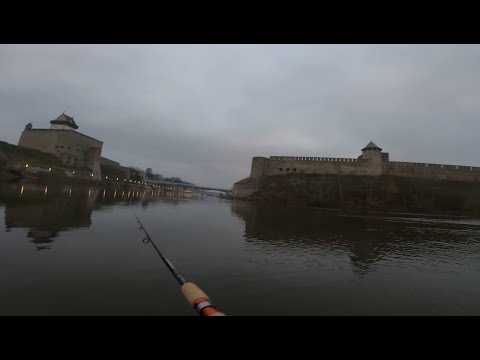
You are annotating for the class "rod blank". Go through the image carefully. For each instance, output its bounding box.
[136,215,225,316]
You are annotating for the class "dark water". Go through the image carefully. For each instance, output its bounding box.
[1,182,480,315]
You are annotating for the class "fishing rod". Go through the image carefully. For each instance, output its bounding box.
[135,215,225,316]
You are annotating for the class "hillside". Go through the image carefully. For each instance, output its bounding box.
[0,140,64,167]
[244,173,480,215]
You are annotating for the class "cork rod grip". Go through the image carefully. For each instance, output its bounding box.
[181,282,225,316]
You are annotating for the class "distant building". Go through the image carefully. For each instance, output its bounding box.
[232,141,480,198]
[18,113,103,180]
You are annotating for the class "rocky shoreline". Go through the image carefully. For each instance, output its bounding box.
[233,173,480,216]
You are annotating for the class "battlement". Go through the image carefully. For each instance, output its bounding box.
[389,161,480,172]
[270,156,359,162]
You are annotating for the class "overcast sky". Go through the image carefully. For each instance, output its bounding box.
[1,44,480,188]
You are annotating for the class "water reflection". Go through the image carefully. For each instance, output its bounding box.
[230,202,480,276]
[1,185,479,314]
[0,183,201,251]
[2,184,98,250]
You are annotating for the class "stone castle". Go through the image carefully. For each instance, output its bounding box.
[232,141,480,198]
[18,113,103,180]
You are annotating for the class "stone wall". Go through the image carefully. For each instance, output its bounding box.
[231,176,260,198]
[233,154,480,198]
[248,156,382,178]
[266,157,381,177]
[100,157,120,168]
[249,155,480,181]
[384,161,480,182]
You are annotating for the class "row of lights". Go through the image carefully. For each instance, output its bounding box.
[26,163,51,171]
[104,177,167,188]
[103,175,197,192]
[26,164,94,177]
[24,165,188,188]
[19,183,197,199]
[24,165,195,191]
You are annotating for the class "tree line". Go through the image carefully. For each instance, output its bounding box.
[129,167,192,185]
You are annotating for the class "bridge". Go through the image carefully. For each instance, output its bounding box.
[148,180,232,194]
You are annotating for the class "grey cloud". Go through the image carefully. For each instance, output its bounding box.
[2,44,480,188]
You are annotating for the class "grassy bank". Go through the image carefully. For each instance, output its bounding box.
[0,140,64,167]
[100,164,129,180]
[0,140,91,173]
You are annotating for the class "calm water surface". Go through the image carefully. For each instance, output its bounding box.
[1,183,480,315]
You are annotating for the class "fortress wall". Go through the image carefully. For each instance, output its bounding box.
[19,130,59,155]
[231,177,260,197]
[385,162,480,182]
[389,161,480,172]
[263,157,382,176]
[259,157,480,182]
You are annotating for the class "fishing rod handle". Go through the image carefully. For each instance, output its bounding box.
[181,282,225,316]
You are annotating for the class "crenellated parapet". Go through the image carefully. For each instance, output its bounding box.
[388,161,480,172]
[270,156,359,162]
[232,141,480,198]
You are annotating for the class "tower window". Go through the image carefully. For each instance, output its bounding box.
[279,168,283,171]
[286,168,290,172]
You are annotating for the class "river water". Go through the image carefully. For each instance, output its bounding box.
[1,182,480,315]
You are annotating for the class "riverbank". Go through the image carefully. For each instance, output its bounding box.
[0,140,96,182]
[234,173,480,216]
[0,173,150,192]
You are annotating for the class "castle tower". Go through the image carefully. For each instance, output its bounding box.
[361,141,383,164]
[50,113,79,130]
[18,113,103,180]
